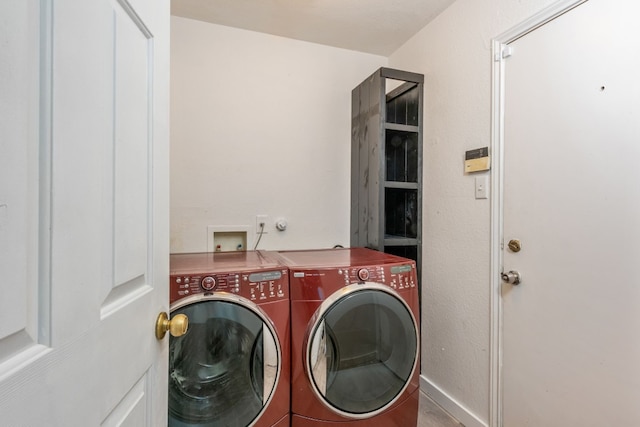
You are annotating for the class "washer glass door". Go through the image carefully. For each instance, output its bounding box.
[307,285,418,417]
[169,298,279,427]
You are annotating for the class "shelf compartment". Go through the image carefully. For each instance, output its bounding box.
[385,188,418,239]
[385,130,418,183]
[386,82,420,126]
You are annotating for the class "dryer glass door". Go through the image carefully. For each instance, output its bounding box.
[168,299,279,427]
[308,287,418,417]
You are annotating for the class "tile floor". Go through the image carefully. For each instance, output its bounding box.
[418,391,464,427]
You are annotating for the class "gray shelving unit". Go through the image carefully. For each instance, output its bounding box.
[351,67,424,273]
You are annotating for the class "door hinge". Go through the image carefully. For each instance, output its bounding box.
[494,45,513,62]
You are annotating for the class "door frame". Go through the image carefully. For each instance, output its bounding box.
[489,1,588,426]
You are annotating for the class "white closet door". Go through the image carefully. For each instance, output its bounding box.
[0,0,170,424]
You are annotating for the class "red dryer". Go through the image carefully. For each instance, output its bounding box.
[168,251,290,427]
[274,247,420,427]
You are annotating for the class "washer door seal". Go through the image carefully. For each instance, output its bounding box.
[168,294,280,426]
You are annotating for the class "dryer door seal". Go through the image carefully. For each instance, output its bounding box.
[305,283,419,419]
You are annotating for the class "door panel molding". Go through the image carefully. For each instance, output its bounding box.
[100,372,149,426]
[103,0,154,314]
[0,0,52,377]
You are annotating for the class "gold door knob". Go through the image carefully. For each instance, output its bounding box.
[155,312,189,340]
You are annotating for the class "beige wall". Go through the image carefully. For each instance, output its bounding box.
[388,0,558,425]
[170,17,386,253]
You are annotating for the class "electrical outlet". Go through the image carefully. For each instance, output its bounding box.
[256,215,269,234]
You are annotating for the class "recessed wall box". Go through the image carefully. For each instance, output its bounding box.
[206,225,251,252]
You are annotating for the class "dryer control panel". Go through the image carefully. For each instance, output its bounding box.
[289,262,417,300]
[170,269,289,304]
[341,264,417,290]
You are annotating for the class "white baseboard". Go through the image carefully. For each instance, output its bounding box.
[420,375,487,427]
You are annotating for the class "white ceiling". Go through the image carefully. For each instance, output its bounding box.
[170,0,456,56]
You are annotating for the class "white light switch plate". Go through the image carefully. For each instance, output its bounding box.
[475,176,489,199]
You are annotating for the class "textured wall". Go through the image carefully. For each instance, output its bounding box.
[388,0,557,424]
[170,16,386,253]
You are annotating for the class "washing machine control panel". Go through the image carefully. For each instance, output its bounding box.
[357,268,370,281]
[170,269,289,304]
[245,270,288,302]
[201,276,216,291]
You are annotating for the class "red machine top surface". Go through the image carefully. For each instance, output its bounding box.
[170,250,282,275]
[273,247,411,269]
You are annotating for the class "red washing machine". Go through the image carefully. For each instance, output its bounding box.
[168,251,290,427]
[275,247,420,427]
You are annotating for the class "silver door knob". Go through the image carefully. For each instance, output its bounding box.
[501,270,521,285]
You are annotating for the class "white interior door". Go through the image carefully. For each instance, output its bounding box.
[501,0,640,425]
[0,0,170,424]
